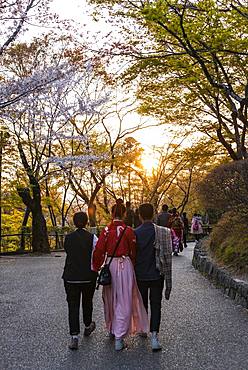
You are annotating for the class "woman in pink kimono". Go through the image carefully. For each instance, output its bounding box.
[92,202,148,351]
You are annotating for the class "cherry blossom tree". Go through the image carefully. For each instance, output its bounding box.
[1,34,111,251]
[47,92,160,226]
[0,1,70,111]
[0,0,56,57]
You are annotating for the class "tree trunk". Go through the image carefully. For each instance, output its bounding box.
[32,204,50,253]
[17,142,50,253]
[17,186,50,253]
[61,215,66,228]
[19,207,31,251]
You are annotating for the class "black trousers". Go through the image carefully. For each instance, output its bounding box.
[64,281,96,335]
[137,277,164,333]
[183,231,188,247]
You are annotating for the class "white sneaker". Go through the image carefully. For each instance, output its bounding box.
[151,332,162,351]
[115,338,124,351]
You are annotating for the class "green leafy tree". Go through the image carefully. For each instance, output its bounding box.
[90,0,248,160]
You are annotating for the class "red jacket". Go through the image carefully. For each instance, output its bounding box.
[92,220,136,271]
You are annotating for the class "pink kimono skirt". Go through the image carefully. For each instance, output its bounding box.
[102,256,149,339]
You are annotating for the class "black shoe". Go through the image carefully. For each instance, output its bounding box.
[138,332,148,338]
[69,337,78,350]
[173,251,178,256]
[84,321,96,336]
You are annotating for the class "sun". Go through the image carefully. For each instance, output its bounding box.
[141,154,157,173]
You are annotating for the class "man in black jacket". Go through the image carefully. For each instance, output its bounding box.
[62,212,98,350]
[156,204,170,227]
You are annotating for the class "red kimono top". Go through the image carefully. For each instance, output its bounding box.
[92,220,136,271]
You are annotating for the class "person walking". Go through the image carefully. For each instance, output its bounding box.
[92,202,148,351]
[134,208,142,228]
[181,212,189,248]
[156,204,170,227]
[169,208,184,256]
[62,212,98,350]
[124,201,135,227]
[190,213,203,241]
[135,203,172,351]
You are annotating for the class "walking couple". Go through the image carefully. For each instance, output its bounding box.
[62,202,172,352]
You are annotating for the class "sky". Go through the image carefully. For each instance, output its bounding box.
[51,0,90,21]
[50,0,112,38]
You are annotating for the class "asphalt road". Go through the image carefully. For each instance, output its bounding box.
[1,243,248,370]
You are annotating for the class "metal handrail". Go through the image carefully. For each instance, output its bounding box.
[1,233,32,237]
[0,232,65,254]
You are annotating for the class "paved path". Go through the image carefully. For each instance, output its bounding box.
[1,243,248,370]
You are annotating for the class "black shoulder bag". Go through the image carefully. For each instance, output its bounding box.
[96,226,127,289]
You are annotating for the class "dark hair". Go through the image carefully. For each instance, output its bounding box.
[126,201,131,208]
[111,203,126,219]
[172,207,177,215]
[116,198,124,205]
[73,212,88,228]
[139,203,154,220]
[162,204,168,212]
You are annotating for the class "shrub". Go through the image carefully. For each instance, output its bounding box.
[198,159,248,213]
[198,159,248,273]
[209,211,248,273]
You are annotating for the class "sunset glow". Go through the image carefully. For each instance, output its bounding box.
[141,153,158,173]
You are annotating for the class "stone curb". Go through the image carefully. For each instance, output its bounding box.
[192,241,248,309]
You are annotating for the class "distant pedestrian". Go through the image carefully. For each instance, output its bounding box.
[134,208,142,228]
[62,212,98,350]
[169,208,184,256]
[190,213,203,241]
[116,197,124,204]
[156,204,170,227]
[92,202,148,351]
[135,203,172,351]
[181,212,189,248]
[124,201,135,227]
